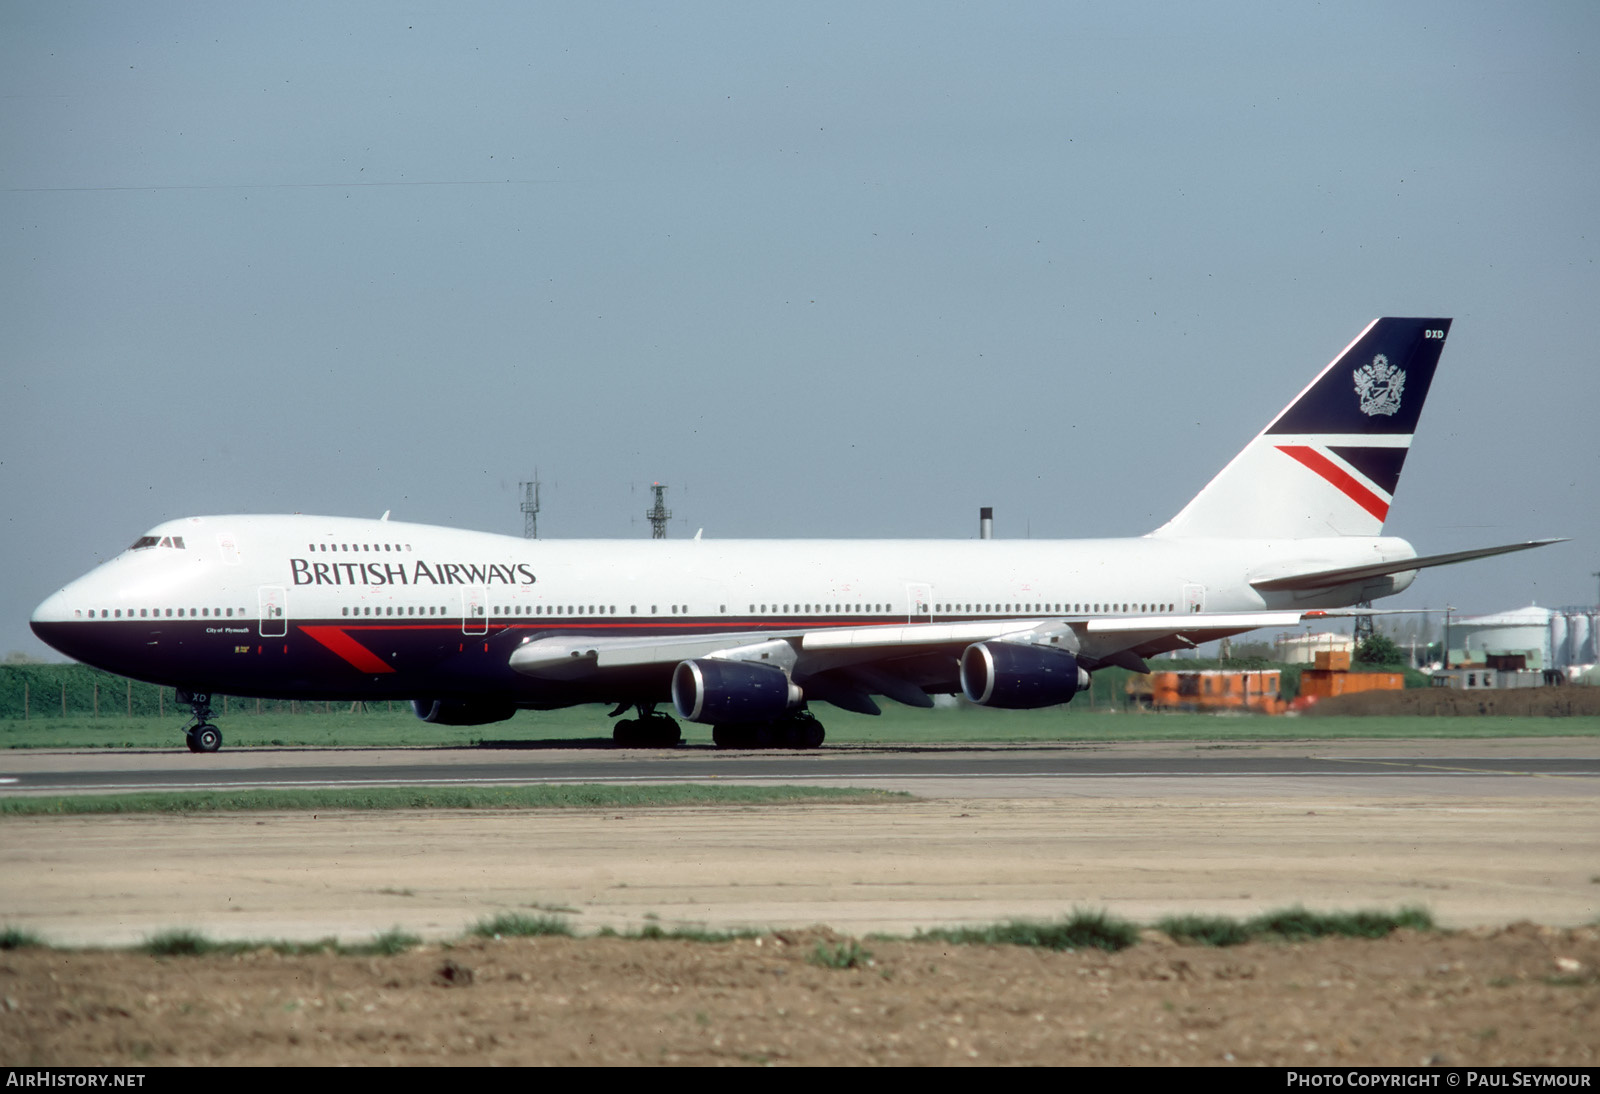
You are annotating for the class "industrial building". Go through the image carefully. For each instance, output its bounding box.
[1273,631,1355,664]
[1446,604,1599,681]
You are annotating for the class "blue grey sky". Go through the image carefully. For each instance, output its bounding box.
[4,1,1597,659]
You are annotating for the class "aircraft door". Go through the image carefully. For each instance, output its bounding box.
[906,583,932,623]
[258,586,288,638]
[1184,584,1206,613]
[462,587,488,635]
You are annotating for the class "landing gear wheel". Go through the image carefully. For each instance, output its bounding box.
[786,711,825,750]
[177,690,222,753]
[771,711,824,749]
[645,715,683,747]
[713,712,826,750]
[712,724,752,749]
[611,709,682,748]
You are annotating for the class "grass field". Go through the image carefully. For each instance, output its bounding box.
[2,703,1597,750]
[0,783,905,816]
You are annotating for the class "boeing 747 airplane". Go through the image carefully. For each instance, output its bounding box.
[30,318,1558,751]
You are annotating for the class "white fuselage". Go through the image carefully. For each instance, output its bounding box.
[35,514,1421,627]
[30,513,1419,705]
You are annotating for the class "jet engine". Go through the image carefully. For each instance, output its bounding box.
[672,659,802,724]
[960,641,1089,709]
[410,698,518,726]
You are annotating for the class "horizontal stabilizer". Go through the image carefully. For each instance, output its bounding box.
[1250,539,1565,592]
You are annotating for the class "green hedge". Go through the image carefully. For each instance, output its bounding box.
[0,664,406,719]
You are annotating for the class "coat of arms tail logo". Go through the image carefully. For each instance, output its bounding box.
[1353,355,1405,417]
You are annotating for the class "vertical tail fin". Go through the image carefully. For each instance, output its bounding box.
[1152,317,1452,539]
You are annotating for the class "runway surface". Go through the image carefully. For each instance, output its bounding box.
[5,738,1598,796]
[2,739,1596,945]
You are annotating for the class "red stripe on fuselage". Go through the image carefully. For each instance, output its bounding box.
[1276,445,1389,522]
[299,626,397,674]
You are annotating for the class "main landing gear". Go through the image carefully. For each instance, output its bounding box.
[609,703,683,748]
[607,703,826,749]
[712,709,825,750]
[176,689,222,753]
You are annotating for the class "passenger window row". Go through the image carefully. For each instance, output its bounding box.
[748,604,893,614]
[933,602,1175,614]
[78,601,1179,622]
[80,607,242,619]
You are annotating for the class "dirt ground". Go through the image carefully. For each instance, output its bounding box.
[1304,685,1600,717]
[3,924,1597,1066]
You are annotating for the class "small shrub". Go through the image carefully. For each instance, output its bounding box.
[345,928,422,956]
[809,940,872,969]
[144,929,214,956]
[471,913,572,938]
[1157,914,1253,947]
[1247,905,1433,941]
[918,909,1139,953]
[0,926,43,950]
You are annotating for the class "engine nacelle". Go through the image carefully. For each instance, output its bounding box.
[960,641,1088,709]
[410,698,518,726]
[672,659,802,724]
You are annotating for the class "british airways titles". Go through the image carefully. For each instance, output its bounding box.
[289,558,537,587]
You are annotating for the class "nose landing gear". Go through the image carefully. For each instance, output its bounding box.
[176,690,223,753]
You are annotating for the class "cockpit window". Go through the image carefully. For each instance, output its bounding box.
[130,535,187,551]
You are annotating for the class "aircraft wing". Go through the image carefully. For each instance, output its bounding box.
[507,609,1329,711]
[510,619,1056,684]
[1250,538,1564,593]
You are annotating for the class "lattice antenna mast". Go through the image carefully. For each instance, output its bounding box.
[519,472,542,539]
[646,482,672,539]
[1353,599,1375,643]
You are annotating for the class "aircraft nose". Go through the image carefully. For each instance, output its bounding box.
[33,587,72,625]
[31,586,83,659]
